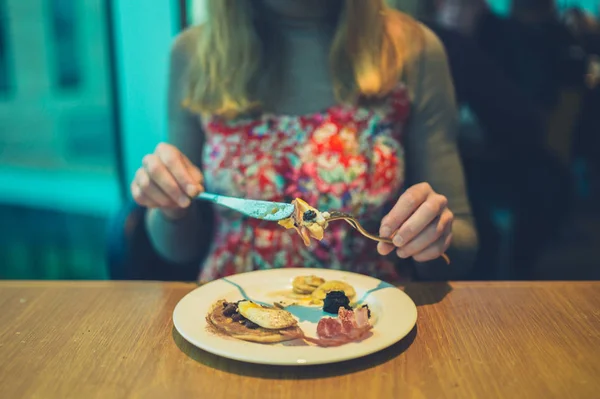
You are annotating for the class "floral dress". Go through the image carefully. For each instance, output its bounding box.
[199,84,411,282]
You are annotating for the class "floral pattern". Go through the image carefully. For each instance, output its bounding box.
[199,84,411,282]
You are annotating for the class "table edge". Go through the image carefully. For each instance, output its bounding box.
[0,280,598,289]
[0,280,198,289]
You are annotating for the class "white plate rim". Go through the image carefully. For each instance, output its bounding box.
[173,268,417,366]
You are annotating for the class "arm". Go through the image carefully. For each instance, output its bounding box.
[145,27,213,264]
[404,26,479,279]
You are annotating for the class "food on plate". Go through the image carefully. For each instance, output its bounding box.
[360,304,372,318]
[269,275,358,310]
[292,275,326,294]
[273,300,297,309]
[278,198,330,246]
[267,288,314,306]
[237,300,297,329]
[322,290,352,314]
[311,280,356,305]
[206,300,303,343]
[284,306,372,347]
[206,276,375,348]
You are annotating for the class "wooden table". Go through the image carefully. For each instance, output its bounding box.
[1,281,599,399]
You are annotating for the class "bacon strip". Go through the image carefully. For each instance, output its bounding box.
[281,307,372,347]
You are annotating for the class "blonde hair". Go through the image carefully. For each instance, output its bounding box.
[184,0,421,119]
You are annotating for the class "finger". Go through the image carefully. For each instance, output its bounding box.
[182,156,205,196]
[396,217,442,259]
[143,154,190,208]
[392,193,448,247]
[182,156,204,184]
[379,183,431,238]
[397,210,453,258]
[377,241,395,256]
[135,167,178,208]
[131,180,151,206]
[155,143,198,197]
[411,231,453,263]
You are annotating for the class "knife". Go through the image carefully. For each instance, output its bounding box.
[195,192,295,221]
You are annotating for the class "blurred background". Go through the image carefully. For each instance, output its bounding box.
[0,0,598,281]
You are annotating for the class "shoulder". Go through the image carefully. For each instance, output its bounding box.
[384,9,448,66]
[172,24,203,52]
[416,23,449,73]
[170,24,203,67]
[385,10,452,98]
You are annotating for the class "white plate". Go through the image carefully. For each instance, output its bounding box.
[173,268,417,366]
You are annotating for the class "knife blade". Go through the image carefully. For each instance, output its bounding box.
[195,192,295,221]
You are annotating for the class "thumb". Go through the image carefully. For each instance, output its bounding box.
[182,157,204,195]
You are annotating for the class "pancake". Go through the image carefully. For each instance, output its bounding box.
[206,300,303,344]
[292,275,326,294]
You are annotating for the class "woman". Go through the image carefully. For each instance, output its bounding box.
[131,0,478,282]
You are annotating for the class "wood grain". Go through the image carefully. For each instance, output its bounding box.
[0,281,599,399]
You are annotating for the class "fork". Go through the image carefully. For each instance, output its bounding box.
[325,211,451,264]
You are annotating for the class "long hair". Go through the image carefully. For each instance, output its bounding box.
[184,0,420,119]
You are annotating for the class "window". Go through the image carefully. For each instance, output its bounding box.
[48,0,81,89]
[0,0,123,280]
[0,0,120,214]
